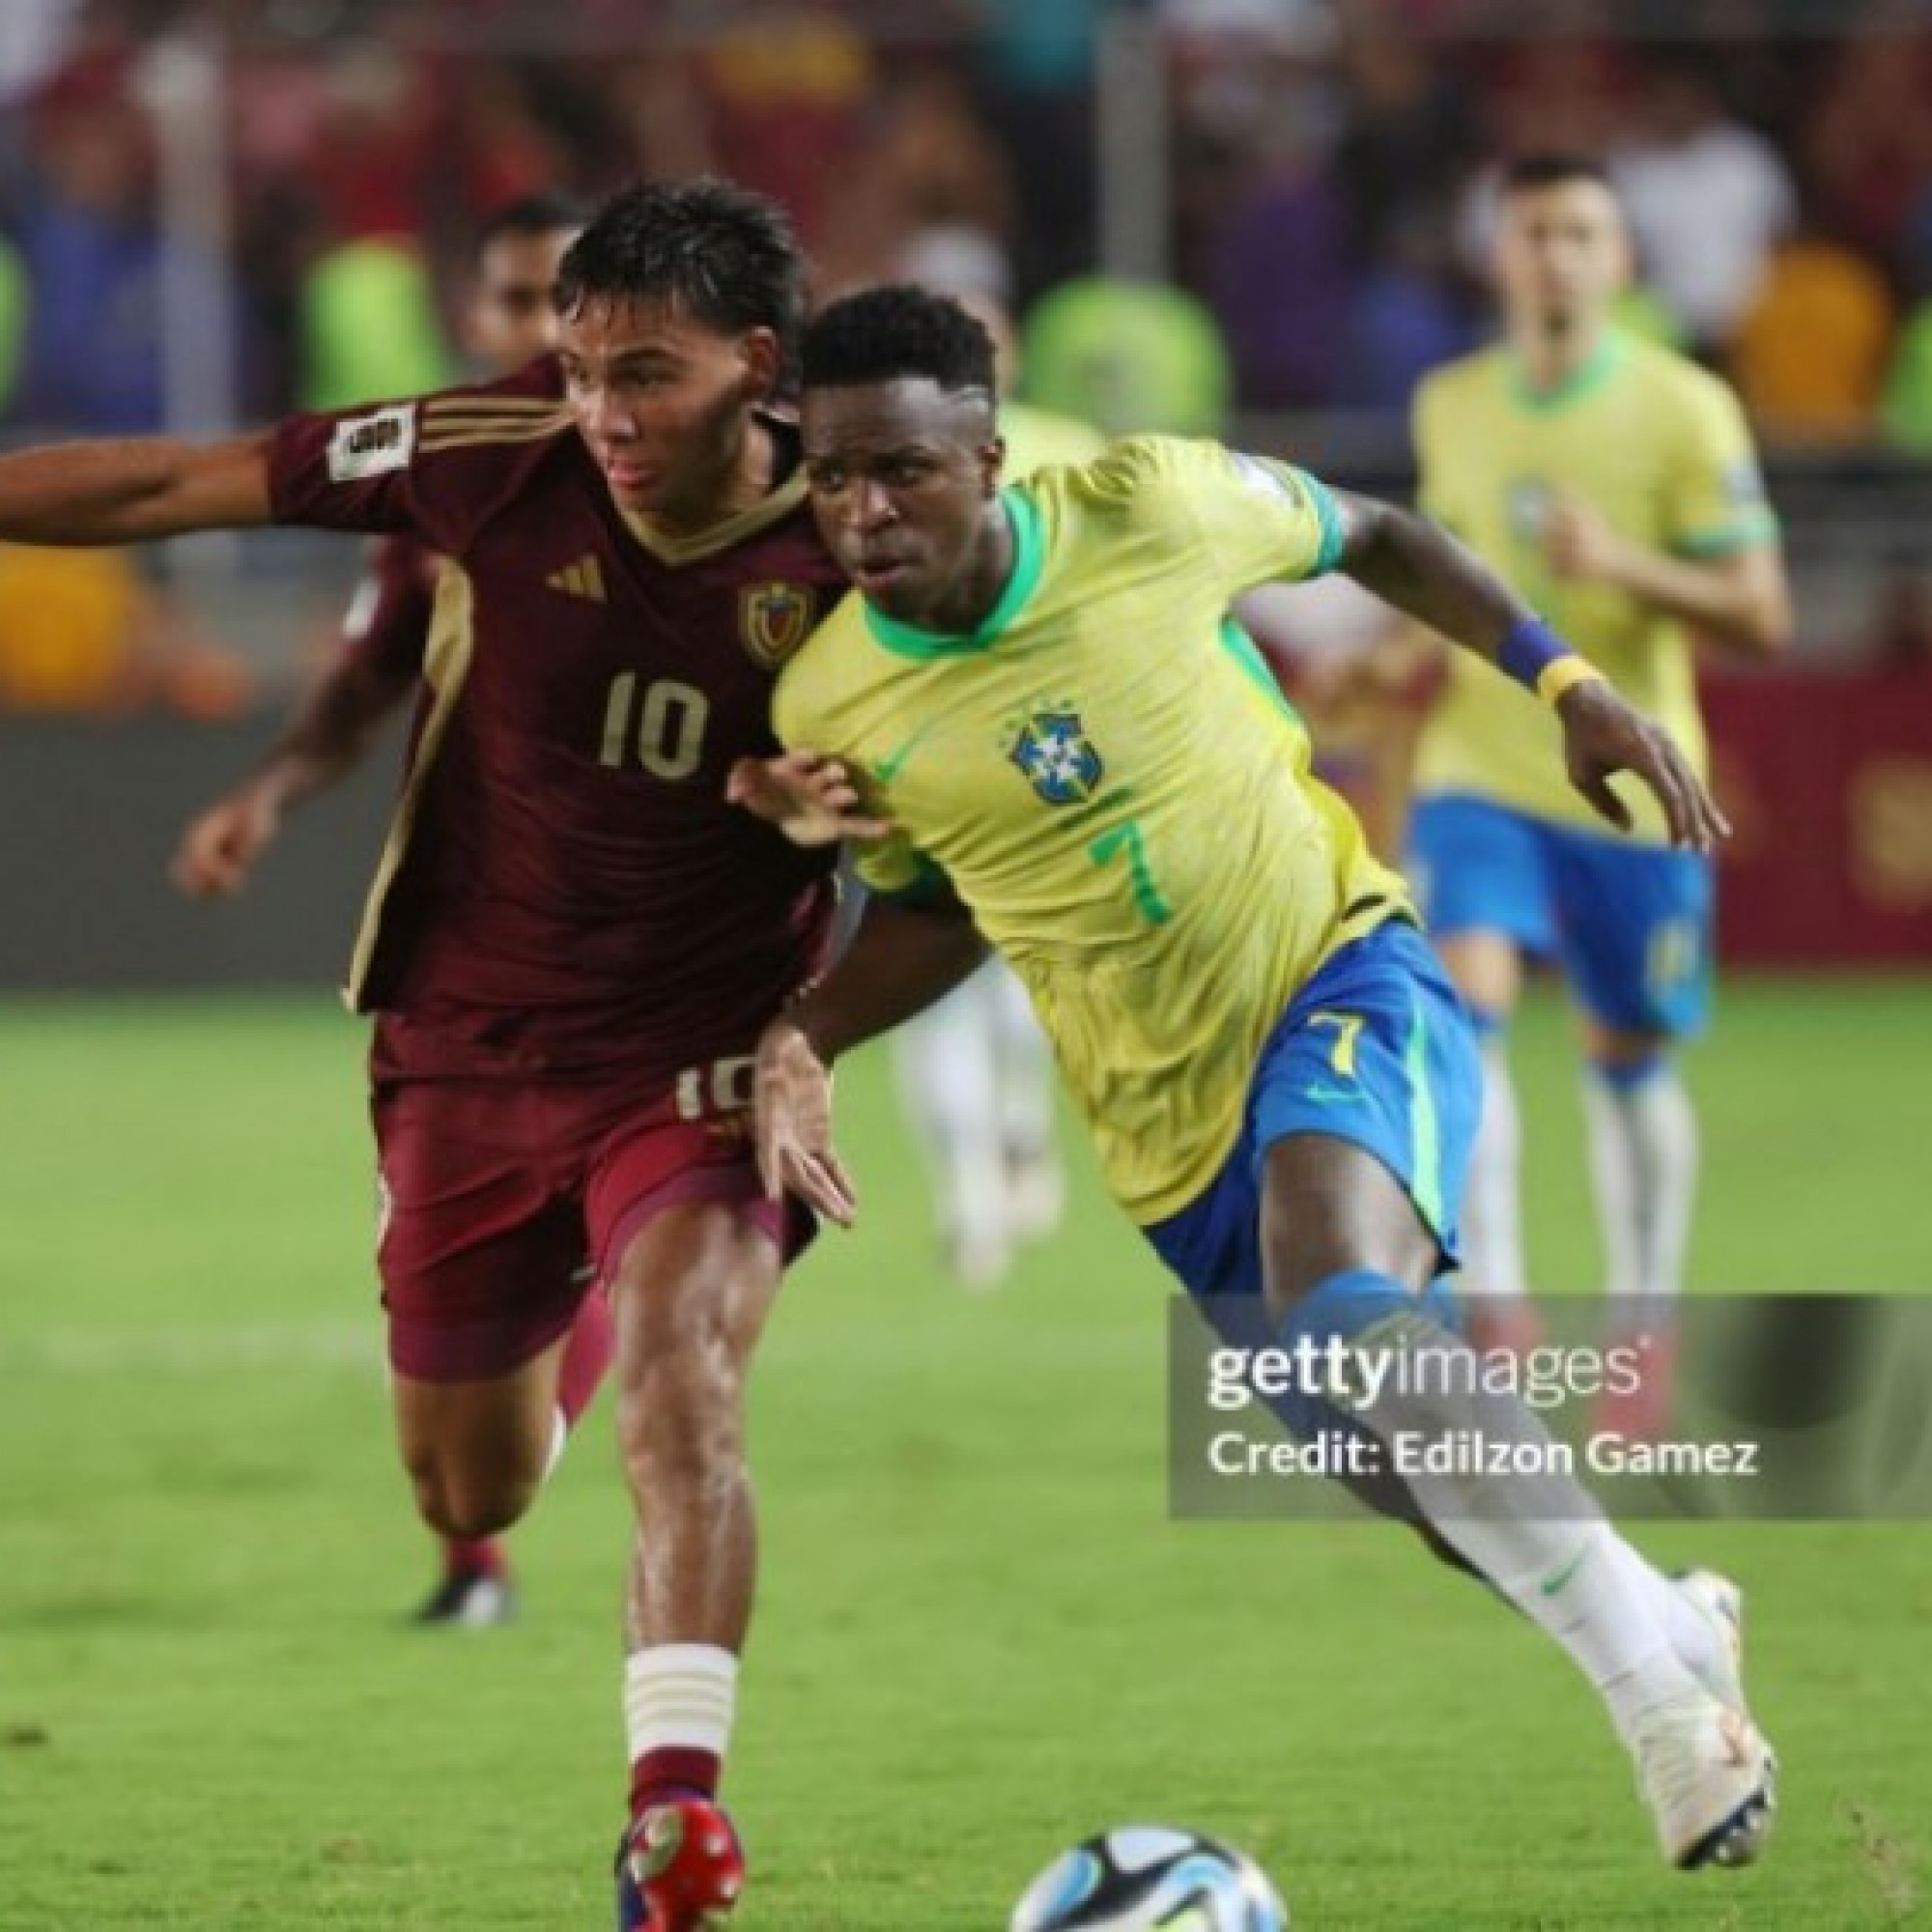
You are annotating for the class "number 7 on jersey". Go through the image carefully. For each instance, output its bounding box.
[1087,818,1173,925]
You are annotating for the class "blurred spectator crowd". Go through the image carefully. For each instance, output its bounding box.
[5,0,1932,444]
[6,0,1932,709]
[1173,0,1932,448]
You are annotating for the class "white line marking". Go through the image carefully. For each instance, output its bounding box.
[0,1321,381,1377]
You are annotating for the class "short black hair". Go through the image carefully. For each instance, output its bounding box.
[473,189,590,260]
[554,179,805,351]
[1500,153,1616,197]
[801,284,997,399]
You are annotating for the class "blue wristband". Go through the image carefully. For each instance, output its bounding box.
[1496,616,1571,690]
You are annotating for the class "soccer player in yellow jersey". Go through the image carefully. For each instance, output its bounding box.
[746,285,1775,1875]
[1406,156,1790,1401]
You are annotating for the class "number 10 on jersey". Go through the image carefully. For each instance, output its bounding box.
[600,672,711,780]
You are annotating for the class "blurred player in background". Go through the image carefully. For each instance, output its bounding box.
[1406,155,1790,1422]
[754,287,1774,1877]
[0,179,855,1931]
[890,242,1105,1286]
[172,190,587,1628]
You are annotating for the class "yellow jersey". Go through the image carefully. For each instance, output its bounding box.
[775,437,1410,1223]
[1412,332,1777,838]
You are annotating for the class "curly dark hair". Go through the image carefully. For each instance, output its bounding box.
[801,284,997,398]
[554,179,805,351]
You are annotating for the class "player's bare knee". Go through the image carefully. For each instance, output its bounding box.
[1260,1136,1436,1325]
[1437,931,1522,1017]
[402,1444,539,1541]
[418,1476,536,1542]
[1581,1018,1670,1069]
[391,1362,559,1536]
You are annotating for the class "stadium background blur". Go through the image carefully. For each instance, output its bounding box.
[1,4,1928,1927]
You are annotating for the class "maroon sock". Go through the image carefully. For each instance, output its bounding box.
[442,1536,506,1580]
[557,1288,615,1428]
[629,1746,722,1819]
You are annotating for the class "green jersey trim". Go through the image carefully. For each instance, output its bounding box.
[862,487,1045,661]
[1506,331,1627,414]
[1405,998,1445,1236]
[1676,510,1781,558]
[1301,469,1348,575]
[1218,617,1302,725]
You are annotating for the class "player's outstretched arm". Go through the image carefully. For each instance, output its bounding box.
[0,435,274,546]
[1540,495,1791,657]
[754,893,989,1224]
[172,655,415,897]
[1326,489,1730,851]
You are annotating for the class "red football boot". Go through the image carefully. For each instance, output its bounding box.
[614,1797,746,1932]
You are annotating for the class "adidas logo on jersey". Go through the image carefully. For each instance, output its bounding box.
[546,554,607,602]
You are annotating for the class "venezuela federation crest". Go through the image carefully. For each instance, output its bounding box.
[739,582,816,668]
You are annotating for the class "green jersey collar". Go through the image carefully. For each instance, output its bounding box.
[1507,329,1627,413]
[864,487,1044,660]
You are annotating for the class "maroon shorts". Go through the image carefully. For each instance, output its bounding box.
[371,1054,810,1383]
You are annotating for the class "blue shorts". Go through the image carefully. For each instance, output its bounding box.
[1144,919,1479,1299]
[1407,794,1713,1037]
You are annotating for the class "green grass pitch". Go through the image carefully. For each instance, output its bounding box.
[1,980,1927,1928]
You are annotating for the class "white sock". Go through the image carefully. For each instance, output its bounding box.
[1463,1031,1531,1303]
[1603,1537,1727,1690]
[1583,1058,1697,1333]
[1487,1524,1700,1746]
[623,1642,739,1768]
[543,1406,570,1482]
[1343,1308,1698,1742]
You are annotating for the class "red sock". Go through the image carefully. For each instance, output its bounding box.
[442,1536,506,1579]
[629,1746,722,1818]
[557,1288,614,1428]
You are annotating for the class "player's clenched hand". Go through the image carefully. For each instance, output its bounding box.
[726,750,892,848]
[753,1018,858,1228]
[1554,679,1731,850]
[171,789,281,897]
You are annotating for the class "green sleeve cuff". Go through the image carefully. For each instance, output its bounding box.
[1677,509,1780,558]
[1297,468,1348,576]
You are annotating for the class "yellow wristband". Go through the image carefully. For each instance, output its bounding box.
[1535,657,1608,707]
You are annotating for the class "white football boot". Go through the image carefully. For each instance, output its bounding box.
[1630,1688,1777,1869]
[1673,1567,1747,1713]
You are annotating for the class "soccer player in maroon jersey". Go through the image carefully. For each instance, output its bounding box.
[173,189,589,1630]
[0,179,855,1929]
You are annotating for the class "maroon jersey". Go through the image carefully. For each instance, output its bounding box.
[267,362,842,1082]
[338,533,440,683]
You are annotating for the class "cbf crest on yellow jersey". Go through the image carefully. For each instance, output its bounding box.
[1412,332,1777,839]
[775,436,1412,1223]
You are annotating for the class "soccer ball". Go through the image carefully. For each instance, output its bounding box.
[1009,1825,1289,1930]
